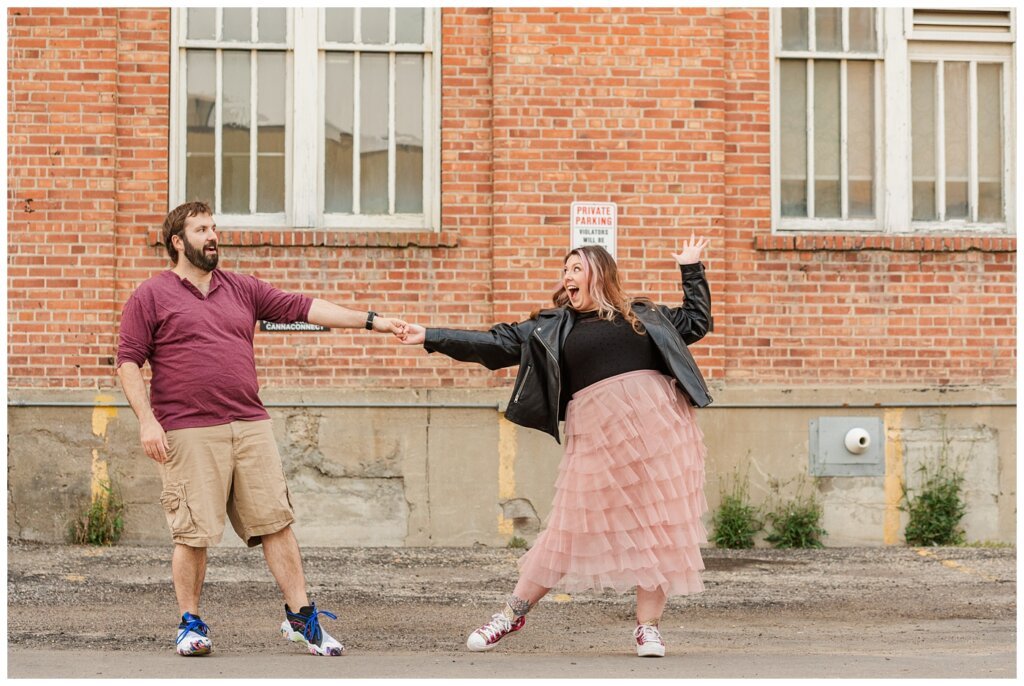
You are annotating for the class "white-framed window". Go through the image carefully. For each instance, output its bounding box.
[771,7,1015,233]
[170,7,441,231]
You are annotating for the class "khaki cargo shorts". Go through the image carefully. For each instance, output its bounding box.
[158,419,294,548]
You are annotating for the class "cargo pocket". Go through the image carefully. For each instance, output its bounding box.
[283,483,295,514]
[159,483,197,536]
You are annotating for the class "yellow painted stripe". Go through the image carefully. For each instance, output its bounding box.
[90,448,109,503]
[497,416,517,537]
[883,409,905,545]
[91,394,117,504]
[91,394,117,437]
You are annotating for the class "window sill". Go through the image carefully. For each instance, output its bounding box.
[149,228,460,249]
[755,233,1015,253]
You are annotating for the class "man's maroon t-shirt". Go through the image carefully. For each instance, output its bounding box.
[116,269,313,431]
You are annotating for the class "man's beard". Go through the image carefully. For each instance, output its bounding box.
[183,237,219,272]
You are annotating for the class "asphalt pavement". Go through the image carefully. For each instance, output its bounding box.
[6,542,1016,679]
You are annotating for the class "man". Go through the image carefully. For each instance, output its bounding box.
[116,201,404,657]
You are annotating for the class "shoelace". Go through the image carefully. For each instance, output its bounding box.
[292,604,338,645]
[477,613,512,642]
[634,624,663,645]
[176,615,209,646]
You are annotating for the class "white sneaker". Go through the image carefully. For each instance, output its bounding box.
[280,602,346,656]
[175,613,212,656]
[634,623,666,657]
[466,612,526,652]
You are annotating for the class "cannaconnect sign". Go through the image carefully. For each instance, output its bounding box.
[259,321,329,332]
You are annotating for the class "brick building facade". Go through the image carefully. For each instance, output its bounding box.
[7,8,1016,546]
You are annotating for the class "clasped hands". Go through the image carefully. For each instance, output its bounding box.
[367,316,424,344]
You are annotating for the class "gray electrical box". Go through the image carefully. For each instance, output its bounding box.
[809,416,884,477]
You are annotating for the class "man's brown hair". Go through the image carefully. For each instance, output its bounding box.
[162,201,212,263]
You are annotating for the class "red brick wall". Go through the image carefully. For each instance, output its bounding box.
[6,7,1016,391]
[8,7,121,386]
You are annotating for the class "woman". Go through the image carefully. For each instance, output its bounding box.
[397,237,712,657]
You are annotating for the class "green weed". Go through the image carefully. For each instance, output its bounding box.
[764,483,827,549]
[68,479,125,546]
[710,468,763,549]
[902,456,966,547]
[961,540,1012,549]
[507,536,528,549]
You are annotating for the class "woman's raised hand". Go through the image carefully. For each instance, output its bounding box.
[671,233,710,265]
[396,322,426,345]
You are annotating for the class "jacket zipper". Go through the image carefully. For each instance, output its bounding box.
[513,364,532,404]
[535,327,561,433]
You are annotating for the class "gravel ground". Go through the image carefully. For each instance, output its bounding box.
[6,541,1016,678]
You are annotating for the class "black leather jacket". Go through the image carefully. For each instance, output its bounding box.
[423,262,713,442]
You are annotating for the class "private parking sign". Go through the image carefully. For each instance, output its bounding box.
[570,201,617,260]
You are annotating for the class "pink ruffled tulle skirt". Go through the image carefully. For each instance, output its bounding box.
[517,369,708,596]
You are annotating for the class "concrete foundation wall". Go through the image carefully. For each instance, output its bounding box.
[7,385,1015,548]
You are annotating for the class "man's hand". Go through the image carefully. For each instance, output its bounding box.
[671,233,710,265]
[140,415,169,463]
[372,316,407,335]
[397,323,426,345]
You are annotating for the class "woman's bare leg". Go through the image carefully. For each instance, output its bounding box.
[636,586,668,625]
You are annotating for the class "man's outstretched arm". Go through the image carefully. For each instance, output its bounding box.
[306,299,406,334]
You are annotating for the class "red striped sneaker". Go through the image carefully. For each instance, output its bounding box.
[466,612,526,652]
[634,623,666,657]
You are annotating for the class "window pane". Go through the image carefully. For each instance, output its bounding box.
[395,55,423,213]
[814,60,841,217]
[849,8,876,53]
[396,8,423,44]
[257,53,286,213]
[325,8,354,43]
[187,156,215,204]
[362,8,389,44]
[847,61,874,217]
[222,52,251,213]
[258,8,286,44]
[186,50,215,203]
[977,64,1003,222]
[325,54,354,213]
[781,9,808,51]
[187,8,215,40]
[815,8,842,52]
[944,62,969,219]
[780,60,807,217]
[911,62,936,220]
[361,54,389,214]
[223,8,252,42]
[257,158,284,214]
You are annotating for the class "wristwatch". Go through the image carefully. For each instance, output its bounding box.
[365,310,377,330]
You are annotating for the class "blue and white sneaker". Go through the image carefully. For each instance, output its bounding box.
[176,612,212,656]
[280,602,345,656]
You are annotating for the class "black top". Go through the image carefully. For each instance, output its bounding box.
[562,309,668,397]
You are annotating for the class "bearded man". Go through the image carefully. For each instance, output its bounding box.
[116,201,404,657]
